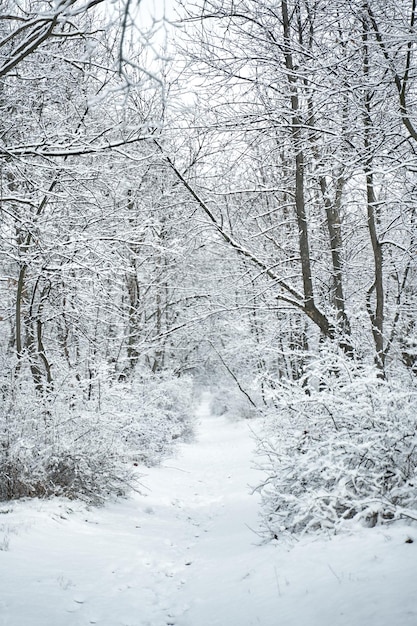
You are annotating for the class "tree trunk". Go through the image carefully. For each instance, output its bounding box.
[362,16,385,376]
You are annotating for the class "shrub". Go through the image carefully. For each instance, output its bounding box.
[0,368,195,502]
[0,397,134,504]
[104,370,195,466]
[256,356,417,539]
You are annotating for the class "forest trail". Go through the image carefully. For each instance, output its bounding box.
[1,393,417,626]
[0,394,273,626]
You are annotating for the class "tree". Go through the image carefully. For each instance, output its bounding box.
[173,0,417,379]
[0,0,200,500]
[0,0,149,80]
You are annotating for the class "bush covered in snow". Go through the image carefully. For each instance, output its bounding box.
[256,355,417,539]
[209,384,258,421]
[0,390,134,504]
[0,367,195,503]
[104,370,195,466]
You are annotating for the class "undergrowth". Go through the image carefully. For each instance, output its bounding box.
[256,355,417,539]
[0,368,194,503]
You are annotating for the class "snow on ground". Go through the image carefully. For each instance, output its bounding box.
[1,392,416,626]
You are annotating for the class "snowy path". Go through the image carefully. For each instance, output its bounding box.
[1,395,417,625]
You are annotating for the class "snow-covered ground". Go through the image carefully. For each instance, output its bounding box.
[1,393,416,626]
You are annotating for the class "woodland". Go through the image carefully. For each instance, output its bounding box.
[1,0,417,539]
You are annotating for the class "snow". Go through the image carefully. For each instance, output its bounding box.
[1,392,416,626]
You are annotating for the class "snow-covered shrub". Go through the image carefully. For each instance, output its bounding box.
[0,362,195,502]
[0,388,134,504]
[209,384,257,420]
[256,356,417,539]
[102,370,195,466]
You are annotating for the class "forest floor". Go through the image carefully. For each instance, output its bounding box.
[0,393,416,626]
